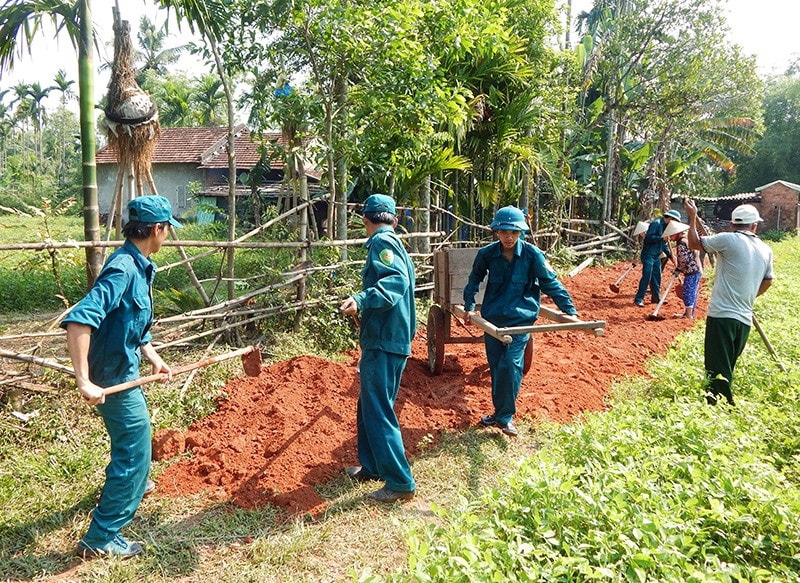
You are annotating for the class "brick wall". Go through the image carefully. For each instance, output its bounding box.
[759,184,799,231]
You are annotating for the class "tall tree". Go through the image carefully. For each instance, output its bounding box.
[191,73,225,126]
[572,0,762,222]
[52,68,75,105]
[155,0,240,299]
[0,0,104,283]
[731,74,800,192]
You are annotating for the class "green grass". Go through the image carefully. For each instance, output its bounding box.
[382,234,800,582]
[1,226,799,581]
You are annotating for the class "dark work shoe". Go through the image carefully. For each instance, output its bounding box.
[499,421,518,437]
[76,534,143,559]
[366,487,415,504]
[479,415,497,427]
[345,466,380,483]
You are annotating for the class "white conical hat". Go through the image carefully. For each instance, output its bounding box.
[662,220,690,238]
[633,221,650,236]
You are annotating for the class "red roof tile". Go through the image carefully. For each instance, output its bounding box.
[96,125,289,170]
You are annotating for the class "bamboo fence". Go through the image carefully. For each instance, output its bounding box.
[0,205,639,392]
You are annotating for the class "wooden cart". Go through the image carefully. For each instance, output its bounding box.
[426,248,606,374]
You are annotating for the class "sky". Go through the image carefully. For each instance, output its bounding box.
[1,0,798,110]
[0,1,200,107]
[569,0,799,75]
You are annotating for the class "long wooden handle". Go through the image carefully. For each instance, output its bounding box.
[452,305,513,344]
[651,273,678,317]
[752,315,786,372]
[613,262,636,286]
[102,346,258,396]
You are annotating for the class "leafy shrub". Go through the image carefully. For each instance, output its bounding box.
[760,229,795,242]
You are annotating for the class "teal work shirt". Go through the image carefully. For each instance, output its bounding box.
[464,239,577,327]
[60,239,155,387]
[353,226,416,356]
[641,217,672,259]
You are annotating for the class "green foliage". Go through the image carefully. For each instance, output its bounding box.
[0,205,87,310]
[760,229,795,243]
[390,236,800,582]
[299,304,359,355]
[732,74,800,192]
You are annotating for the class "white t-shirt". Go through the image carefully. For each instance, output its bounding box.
[701,230,774,325]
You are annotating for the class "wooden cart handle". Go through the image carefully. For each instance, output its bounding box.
[453,305,606,339]
[451,305,513,344]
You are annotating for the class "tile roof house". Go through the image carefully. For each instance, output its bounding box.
[95,124,323,220]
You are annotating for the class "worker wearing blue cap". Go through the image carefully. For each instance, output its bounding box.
[464,206,579,437]
[634,209,679,307]
[339,194,417,504]
[62,195,182,559]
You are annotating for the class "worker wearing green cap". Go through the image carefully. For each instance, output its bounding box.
[464,206,578,437]
[339,193,417,504]
[62,195,182,559]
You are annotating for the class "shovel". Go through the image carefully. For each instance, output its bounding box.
[102,345,262,395]
[646,273,679,321]
[609,262,637,293]
[0,345,262,395]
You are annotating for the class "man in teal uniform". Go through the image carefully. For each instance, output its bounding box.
[62,195,181,558]
[634,209,679,307]
[464,206,579,437]
[339,194,416,503]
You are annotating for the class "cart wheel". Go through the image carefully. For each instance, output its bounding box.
[523,336,534,375]
[427,305,445,375]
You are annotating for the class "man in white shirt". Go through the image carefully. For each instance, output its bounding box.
[684,199,774,405]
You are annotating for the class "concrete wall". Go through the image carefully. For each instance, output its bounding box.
[758,183,799,231]
[97,163,201,219]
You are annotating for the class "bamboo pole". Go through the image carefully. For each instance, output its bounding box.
[0,231,445,252]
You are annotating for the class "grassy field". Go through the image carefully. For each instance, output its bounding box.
[1,220,798,581]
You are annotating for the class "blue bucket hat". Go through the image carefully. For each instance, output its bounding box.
[489,206,529,232]
[663,209,681,221]
[362,194,396,215]
[128,195,183,228]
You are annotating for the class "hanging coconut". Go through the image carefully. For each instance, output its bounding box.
[100,15,160,183]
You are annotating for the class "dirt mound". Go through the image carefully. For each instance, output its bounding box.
[154,263,702,515]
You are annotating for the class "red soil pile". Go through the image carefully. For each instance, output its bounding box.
[154,263,703,516]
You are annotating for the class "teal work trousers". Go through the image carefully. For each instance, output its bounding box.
[82,387,151,546]
[485,333,529,425]
[356,349,415,493]
[635,254,663,304]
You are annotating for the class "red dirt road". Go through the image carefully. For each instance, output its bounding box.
[153,262,703,516]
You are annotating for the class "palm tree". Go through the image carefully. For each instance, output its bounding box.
[134,14,187,85]
[0,96,14,172]
[0,0,103,284]
[52,68,76,184]
[20,81,53,165]
[52,68,76,106]
[191,73,224,127]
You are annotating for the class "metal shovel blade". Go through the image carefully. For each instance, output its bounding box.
[242,347,263,377]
